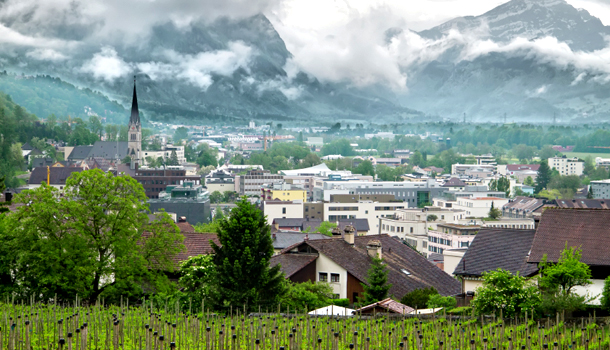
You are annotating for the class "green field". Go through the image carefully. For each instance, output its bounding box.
[564,152,610,160]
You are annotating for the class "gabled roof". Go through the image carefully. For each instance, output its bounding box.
[529,209,610,266]
[21,142,34,151]
[29,167,83,185]
[356,298,415,314]
[454,229,538,277]
[88,141,129,160]
[270,254,317,278]
[68,145,94,160]
[503,197,545,212]
[272,235,461,297]
[552,199,610,209]
[273,218,308,228]
[174,233,220,265]
[338,218,370,232]
[506,164,540,172]
[443,177,467,187]
[272,232,330,250]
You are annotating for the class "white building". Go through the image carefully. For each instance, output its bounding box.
[262,200,304,226]
[590,179,610,199]
[142,145,186,165]
[548,156,584,176]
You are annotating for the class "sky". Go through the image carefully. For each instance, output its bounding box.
[0,0,610,91]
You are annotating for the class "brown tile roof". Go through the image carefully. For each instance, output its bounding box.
[273,234,461,298]
[454,229,538,277]
[443,178,467,187]
[270,254,317,277]
[176,222,195,233]
[356,298,415,314]
[551,199,610,209]
[529,209,610,266]
[503,197,545,212]
[175,233,220,265]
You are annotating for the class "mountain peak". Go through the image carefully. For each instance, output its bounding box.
[419,0,610,52]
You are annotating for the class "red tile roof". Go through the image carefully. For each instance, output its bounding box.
[529,209,610,266]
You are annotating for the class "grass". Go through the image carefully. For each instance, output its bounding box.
[564,152,610,160]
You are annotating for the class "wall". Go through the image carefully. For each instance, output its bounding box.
[270,189,307,202]
[206,182,235,193]
[443,250,466,276]
[263,202,304,226]
[324,201,405,233]
[316,253,348,299]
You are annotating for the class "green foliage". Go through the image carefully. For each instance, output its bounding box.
[488,202,502,220]
[322,139,354,157]
[359,257,391,305]
[331,298,350,308]
[400,287,438,309]
[209,191,223,204]
[538,245,591,315]
[512,144,536,162]
[376,164,412,181]
[410,151,426,167]
[174,127,189,142]
[601,276,610,312]
[354,160,375,177]
[210,199,285,310]
[0,169,184,303]
[471,269,540,318]
[524,176,535,186]
[195,144,218,167]
[535,161,552,193]
[426,214,438,222]
[167,150,179,166]
[427,294,457,309]
[489,177,510,197]
[178,255,215,308]
[538,189,563,200]
[280,281,334,311]
[316,221,337,236]
[548,175,581,199]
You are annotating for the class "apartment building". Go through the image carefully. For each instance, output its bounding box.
[548,156,584,176]
[134,168,202,199]
[148,182,211,225]
[427,223,480,254]
[205,170,235,193]
[590,179,610,199]
[261,182,307,202]
[142,144,186,165]
[239,169,284,196]
[262,200,304,226]
[441,197,509,218]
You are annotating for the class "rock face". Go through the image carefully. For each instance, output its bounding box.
[398,0,610,122]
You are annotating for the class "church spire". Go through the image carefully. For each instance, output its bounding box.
[130,76,140,124]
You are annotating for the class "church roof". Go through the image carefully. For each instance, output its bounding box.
[130,77,140,125]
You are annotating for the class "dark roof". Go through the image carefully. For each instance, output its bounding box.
[553,199,610,209]
[31,157,55,168]
[68,146,93,160]
[503,197,545,211]
[302,219,323,232]
[443,177,467,187]
[454,229,538,277]
[21,142,34,151]
[272,232,330,250]
[506,164,540,172]
[273,218,308,228]
[130,78,140,125]
[338,218,370,232]
[270,254,317,278]
[86,157,113,172]
[29,167,83,185]
[88,141,129,160]
[529,209,610,266]
[273,234,461,297]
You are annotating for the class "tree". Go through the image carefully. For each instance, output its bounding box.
[524,176,535,187]
[209,191,223,204]
[488,202,501,220]
[535,161,552,193]
[300,153,321,168]
[167,150,179,166]
[177,255,215,308]
[426,214,438,222]
[471,269,540,318]
[359,257,391,305]
[410,151,425,167]
[427,294,457,309]
[587,185,594,199]
[538,245,591,315]
[489,177,510,197]
[321,139,354,156]
[2,169,184,303]
[601,276,610,312]
[196,144,218,167]
[355,160,375,177]
[174,127,189,143]
[400,287,438,309]
[210,199,285,309]
[280,281,333,311]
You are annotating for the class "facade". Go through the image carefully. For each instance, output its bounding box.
[142,145,187,165]
[239,170,284,196]
[147,182,211,225]
[261,182,307,202]
[548,156,584,176]
[323,196,406,232]
[451,164,496,176]
[134,168,202,199]
[453,197,510,218]
[590,179,610,199]
[427,224,480,255]
[205,170,235,193]
[262,200,304,226]
[127,79,142,169]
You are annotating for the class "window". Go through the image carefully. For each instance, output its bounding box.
[282,207,286,214]
[410,227,413,233]
[319,272,328,282]
[331,273,340,283]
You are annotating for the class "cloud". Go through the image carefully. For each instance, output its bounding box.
[137,41,255,90]
[26,48,68,61]
[81,47,131,82]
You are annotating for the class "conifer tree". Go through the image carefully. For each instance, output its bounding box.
[211,199,285,309]
[167,150,179,166]
[359,257,392,305]
[536,161,552,194]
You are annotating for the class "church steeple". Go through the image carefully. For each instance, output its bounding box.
[130,76,140,125]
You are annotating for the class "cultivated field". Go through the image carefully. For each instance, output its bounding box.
[0,302,607,350]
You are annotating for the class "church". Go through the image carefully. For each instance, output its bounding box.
[127,77,142,169]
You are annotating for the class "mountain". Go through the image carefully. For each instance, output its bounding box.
[400,0,610,122]
[0,14,417,123]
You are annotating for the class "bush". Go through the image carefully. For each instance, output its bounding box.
[602,276,610,312]
[427,294,457,309]
[400,287,438,309]
[331,298,350,308]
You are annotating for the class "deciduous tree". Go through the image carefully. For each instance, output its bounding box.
[471,269,540,317]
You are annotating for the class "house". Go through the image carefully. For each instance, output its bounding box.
[528,209,610,305]
[548,156,584,176]
[502,197,545,219]
[270,218,370,235]
[205,170,235,194]
[271,232,330,255]
[355,298,414,315]
[453,229,538,294]
[28,166,84,190]
[264,201,304,226]
[67,145,94,162]
[270,231,461,303]
[442,177,467,191]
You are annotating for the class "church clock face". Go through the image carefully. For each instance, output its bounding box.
[131,126,135,130]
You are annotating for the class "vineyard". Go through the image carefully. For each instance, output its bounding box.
[0,301,608,350]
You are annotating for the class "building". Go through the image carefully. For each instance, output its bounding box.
[270,233,460,303]
[590,179,610,199]
[393,150,412,159]
[595,157,610,169]
[239,170,284,196]
[205,170,235,193]
[498,164,539,177]
[323,194,406,232]
[451,164,496,177]
[261,182,307,202]
[306,137,324,148]
[452,197,510,218]
[127,79,142,169]
[453,229,538,293]
[502,197,545,218]
[262,200,304,226]
[442,177,467,191]
[375,158,402,168]
[148,182,211,225]
[133,168,202,199]
[270,217,370,236]
[548,156,584,176]
[427,223,480,254]
[67,145,94,162]
[271,232,330,255]
[28,166,83,190]
[475,154,496,166]
[142,145,187,165]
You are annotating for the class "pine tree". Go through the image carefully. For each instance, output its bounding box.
[488,201,501,220]
[167,150,179,166]
[211,199,285,309]
[359,257,392,305]
[536,160,552,194]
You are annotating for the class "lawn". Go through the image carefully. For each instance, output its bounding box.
[564,152,610,160]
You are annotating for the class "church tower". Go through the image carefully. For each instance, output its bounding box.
[127,77,142,169]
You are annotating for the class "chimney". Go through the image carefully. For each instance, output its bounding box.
[343,224,355,245]
[331,226,342,236]
[178,216,187,223]
[366,240,382,260]
[272,233,276,240]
